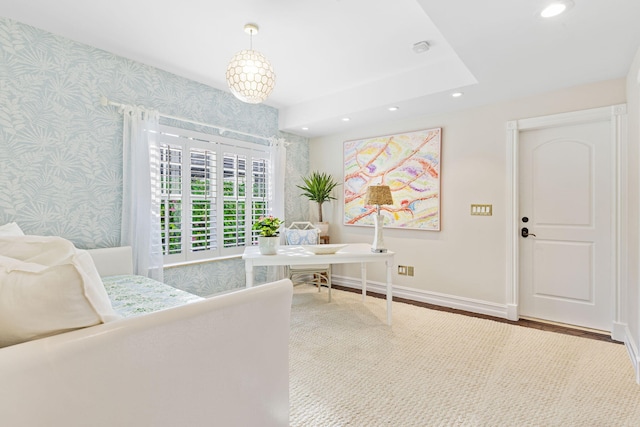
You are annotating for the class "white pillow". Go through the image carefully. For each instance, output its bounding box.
[0,222,25,236]
[0,236,120,348]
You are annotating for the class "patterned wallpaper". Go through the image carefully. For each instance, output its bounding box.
[0,17,309,296]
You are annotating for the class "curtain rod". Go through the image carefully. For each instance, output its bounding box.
[100,95,275,143]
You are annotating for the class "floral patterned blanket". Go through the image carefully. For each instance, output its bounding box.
[102,275,203,318]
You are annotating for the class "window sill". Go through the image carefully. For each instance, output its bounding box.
[164,253,243,269]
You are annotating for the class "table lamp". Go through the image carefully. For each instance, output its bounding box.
[364,185,394,253]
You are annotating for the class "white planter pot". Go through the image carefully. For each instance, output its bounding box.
[257,236,279,255]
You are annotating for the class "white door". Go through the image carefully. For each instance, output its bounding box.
[518,120,613,331]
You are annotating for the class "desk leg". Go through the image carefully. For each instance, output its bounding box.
[361,262,367,302]
[386,259,393,325]
[245,261,254,288]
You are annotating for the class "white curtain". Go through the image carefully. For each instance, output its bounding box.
[267,137,287,281]
[121,106,163,282]
[269,137,287,221]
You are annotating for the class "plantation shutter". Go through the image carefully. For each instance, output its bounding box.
[160,144,183,258]
[222,153,247,248]
[157,124,275,263]
[189,148,217,253]
[251,158,269,241]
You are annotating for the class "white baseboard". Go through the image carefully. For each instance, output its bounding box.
[332,275,510,320]
[623,326,640,384]
[612,322,627,343]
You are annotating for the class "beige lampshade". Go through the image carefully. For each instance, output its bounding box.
[364,185,393,206]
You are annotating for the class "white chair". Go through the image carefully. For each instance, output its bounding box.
[284,222,332,301]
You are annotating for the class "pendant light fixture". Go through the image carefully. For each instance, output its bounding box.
[226,23,276,104]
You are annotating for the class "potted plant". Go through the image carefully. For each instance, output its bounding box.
[252,216,284,255]
[296,171,340,236]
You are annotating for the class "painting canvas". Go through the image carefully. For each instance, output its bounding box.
[343,127,441,231]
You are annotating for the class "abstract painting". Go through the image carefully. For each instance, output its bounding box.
[343,127,441,230]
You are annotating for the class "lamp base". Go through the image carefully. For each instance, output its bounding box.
[371,213,387,253]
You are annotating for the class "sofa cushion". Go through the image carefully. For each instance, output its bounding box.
[0,236,120,347]
[0,222,25,236]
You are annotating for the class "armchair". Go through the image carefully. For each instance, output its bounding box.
[284,222,332,301]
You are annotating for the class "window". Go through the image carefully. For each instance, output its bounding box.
[158,125,273,264]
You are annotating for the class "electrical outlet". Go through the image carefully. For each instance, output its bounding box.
[398,265,414,276]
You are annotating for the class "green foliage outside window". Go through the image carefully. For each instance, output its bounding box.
[161,166,269,254]
[160,199,182,254]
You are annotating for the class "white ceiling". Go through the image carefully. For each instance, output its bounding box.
[1,0,639,137]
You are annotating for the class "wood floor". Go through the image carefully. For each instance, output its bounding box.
[333,285,621,344]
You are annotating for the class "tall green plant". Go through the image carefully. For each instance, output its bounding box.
[296,171,340,223]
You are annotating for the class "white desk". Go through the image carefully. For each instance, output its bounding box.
[242,243,395,325]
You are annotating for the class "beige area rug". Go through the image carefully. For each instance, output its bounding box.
[289,285,640,427]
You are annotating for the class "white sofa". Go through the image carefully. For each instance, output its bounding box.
[0,246,293,427]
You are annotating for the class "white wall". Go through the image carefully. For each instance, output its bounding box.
[625,46,640,377]
[311,78,626,309]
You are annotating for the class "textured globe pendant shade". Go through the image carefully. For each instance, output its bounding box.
[226,24,276,104]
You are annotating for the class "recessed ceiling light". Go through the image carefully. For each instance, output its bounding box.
[388,106,399,111]
[301,127,309,131]
[540,1,573,18]
[342,117,350,122]
[451,92,463,98]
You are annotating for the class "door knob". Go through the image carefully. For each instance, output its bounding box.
[521,227,536,238]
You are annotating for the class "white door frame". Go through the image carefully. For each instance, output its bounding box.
[505,104,627,340]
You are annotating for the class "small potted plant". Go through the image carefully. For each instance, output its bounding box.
[296,171,340,236]
[252,216,284,255]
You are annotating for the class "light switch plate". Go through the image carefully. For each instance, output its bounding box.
[471,204,492,216]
